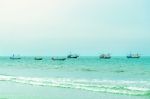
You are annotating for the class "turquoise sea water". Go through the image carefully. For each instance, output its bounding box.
[0,56,150,99]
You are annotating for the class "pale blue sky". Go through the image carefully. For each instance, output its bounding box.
[0,0,149,56]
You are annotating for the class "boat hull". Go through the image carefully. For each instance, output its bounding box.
[67,56,79,58]
[51,57,66,61]
[127,56,140,58]
[100,57,111,59]
[34,58,43,60]
[10,57,21,59]
[67,55,79,58]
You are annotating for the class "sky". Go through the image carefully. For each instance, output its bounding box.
[0,0,150,56]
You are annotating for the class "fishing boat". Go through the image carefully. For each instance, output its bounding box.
[67,54,79,58]
[10,54,21,59]
[51,57,66,61]
[127,53,140,58]
[99,54,111,59]
[34,57,43,60]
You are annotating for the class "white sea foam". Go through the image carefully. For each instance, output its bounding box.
[0,75,150,96]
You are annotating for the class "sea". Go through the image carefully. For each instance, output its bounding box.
[0,56,150,99]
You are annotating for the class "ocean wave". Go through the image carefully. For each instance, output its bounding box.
[0,75,150,96]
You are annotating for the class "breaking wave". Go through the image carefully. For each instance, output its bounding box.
[0,75,150,96]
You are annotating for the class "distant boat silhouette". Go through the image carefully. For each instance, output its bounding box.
[67,54,79,58]
[99,54,111,59]
[51,57,66,61]
[127,53,140,58]
[34,57,43,60]
[10,54,21,59]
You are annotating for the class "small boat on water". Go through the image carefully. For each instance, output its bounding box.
[51,57,66,61]
[99,54,111,59]
[127,53,140,58]
[10,54,21,59]
[34,57,43,60]
[67,54,79,58]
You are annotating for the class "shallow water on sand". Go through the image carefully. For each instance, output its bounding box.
[0,56,150,99]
